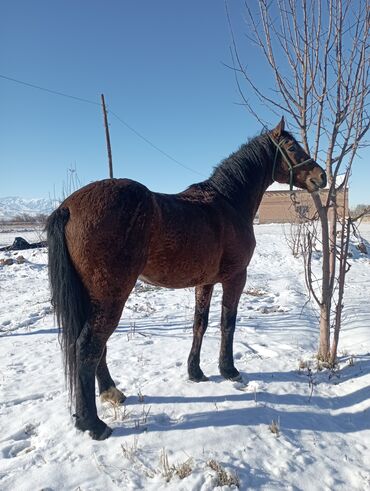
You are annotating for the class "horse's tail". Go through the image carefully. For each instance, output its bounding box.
[46,207,91,402]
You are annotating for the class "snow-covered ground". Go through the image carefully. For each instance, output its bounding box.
[0,223,369,490]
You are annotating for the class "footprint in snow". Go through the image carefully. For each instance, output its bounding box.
[1,440,34,458]
[1,425,37,459]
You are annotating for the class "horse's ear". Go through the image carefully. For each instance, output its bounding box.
[271,116,285,138]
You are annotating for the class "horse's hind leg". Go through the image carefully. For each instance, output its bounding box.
[97,346,126,404]
[74,300,125,440]
[74,322,109,439]
[219,270,246,381]
[188,284,214,381]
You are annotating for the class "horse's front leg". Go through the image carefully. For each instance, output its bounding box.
[187,284,214,381]
[219,270,246,380]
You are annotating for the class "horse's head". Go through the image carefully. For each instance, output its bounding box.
[269,117,326,192]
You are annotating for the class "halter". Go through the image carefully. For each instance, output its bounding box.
[269,135,313,191]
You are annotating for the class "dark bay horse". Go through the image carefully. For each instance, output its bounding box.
[46,117,326,439]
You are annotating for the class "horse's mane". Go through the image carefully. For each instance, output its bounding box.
[206,131,278,201]
[183,129,296,203]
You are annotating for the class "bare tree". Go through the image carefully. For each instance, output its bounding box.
[227,0,370,364]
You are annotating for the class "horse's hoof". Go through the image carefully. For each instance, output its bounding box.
[89,424,113,441]
[219,367,241,381]
[189,373,209,382]
[74,415,112,440]
[100,387,126,404]
[230,373,243,382]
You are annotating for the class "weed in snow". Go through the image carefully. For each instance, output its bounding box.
[134,405,151,431]
[102,401,131,423]
[160,448,193,482]
[207,459,240,488]
[137,388,145,403]
[268,418,280,437]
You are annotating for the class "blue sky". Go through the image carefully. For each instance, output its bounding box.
[1,1,369,206]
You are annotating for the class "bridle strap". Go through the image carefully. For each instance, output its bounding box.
[269,135,313,191]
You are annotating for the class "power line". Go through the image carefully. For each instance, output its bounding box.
[0,74,100,106]
[109,110,204,177]
[0,73,205,177]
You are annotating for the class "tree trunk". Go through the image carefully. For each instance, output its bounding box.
[319,302,331,361]
[330,194,351,365]
[312,193,331,361]
[328,191,337,291]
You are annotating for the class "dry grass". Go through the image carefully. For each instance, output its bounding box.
[137,389,145,403]
[244,287,266,297]
[102,401,132,422]
[298,359,309,371]
[113,441,247,487]
[121,435,140,460]
[207,459,240,488]
[135,283,160,294]
[159,448,193,482]
[126,322,136,341]
[268,419,280,437]
[134,405,151,430]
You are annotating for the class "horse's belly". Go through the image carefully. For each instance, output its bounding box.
[138,271,215,289]
[139,255,219,288]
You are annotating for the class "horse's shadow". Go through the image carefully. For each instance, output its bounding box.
[112,399,370,438]
[112,357,370,438]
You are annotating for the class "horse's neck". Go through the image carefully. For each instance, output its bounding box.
[205,138,275,219]
[244,170,272,220]
[227,157,273,220]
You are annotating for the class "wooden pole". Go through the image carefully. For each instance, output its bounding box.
[101,93,114,178]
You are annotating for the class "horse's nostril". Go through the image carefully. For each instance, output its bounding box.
[320,172,327,187]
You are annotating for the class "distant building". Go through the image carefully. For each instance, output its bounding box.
[257,177,348,224]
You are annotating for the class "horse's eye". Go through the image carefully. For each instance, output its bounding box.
[288,145,296,152]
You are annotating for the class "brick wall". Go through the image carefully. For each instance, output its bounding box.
[258,190,348,224]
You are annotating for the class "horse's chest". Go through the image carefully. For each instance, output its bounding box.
[224,226,256,268]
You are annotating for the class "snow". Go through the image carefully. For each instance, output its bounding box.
[267,174,346,192]
[0,223,369,490]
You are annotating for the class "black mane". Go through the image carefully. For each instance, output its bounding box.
[207,132,277,201]
[182,129,296,205]
[207,129,298,204]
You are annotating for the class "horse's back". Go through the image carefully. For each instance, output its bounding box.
[63,178,151,219]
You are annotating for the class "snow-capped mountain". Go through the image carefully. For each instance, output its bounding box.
[0,196,58,219]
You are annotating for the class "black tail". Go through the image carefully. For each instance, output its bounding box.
[46,207,91,403]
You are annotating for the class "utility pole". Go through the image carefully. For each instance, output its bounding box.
[101,93,114,178]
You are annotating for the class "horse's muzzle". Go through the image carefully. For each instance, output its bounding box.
[307,167,327,192]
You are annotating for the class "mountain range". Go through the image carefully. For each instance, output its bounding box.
[0,197,58,220]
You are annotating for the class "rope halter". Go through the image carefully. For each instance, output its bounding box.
[269,135,313,191]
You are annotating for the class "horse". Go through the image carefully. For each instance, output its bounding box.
[46,117,326,439]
